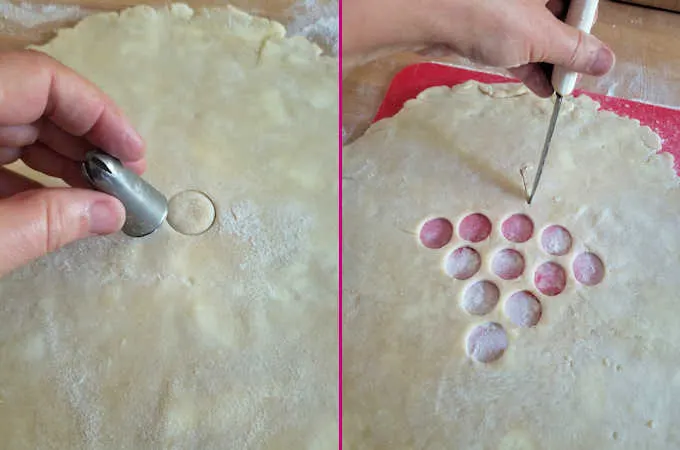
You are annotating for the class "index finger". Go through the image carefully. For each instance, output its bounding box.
[0,50,145,165]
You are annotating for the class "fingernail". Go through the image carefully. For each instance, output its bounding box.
[0,147,21,165]
[123,128,145,157]
[128,127,144,147]
[89,199,124,235]
[537,76,554,98]
[124,158,147,175]
[590,47,615,76]
[117,114,144,153]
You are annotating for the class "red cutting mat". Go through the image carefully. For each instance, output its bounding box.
[373,63,680,173]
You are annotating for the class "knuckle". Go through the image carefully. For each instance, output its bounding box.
[40,195,62,254]
[524,26,548,64]
[10,190,88,260]
[527,41,545,64]
[36,193,85,255]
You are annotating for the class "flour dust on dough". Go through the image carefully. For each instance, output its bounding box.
[343,80,680,449]
[0,4,337,449]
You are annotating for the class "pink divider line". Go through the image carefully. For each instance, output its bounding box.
[338,4,343,448]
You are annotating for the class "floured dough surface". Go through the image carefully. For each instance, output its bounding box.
[0,4,337,449]
[343,81,680,449]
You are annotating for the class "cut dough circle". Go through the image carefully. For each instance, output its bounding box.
[419,217,453,248]
[541,224,572,256]
[573,252,606,286]
[466,322,508,363]
[461,280,500,315]
[444,246,481,280]
[492,248,525,280]
[501,213,534,243]
[534,261,567,296]
[504,290,542,327]
[167,190,216,235]
[458,213,492,242]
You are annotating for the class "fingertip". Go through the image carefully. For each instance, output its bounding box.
[90,107,146,165]
[88,194,125,235]
[589,45,615,76]
[116,123,146,164]
[0,147,22,165]
[510,65,554,98]
[544,17,615,77]
[0,188,125,275]
[122,121,146,159]
[124,158,147,175]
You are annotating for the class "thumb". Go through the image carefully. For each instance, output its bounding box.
[537,14,615,76]
[0,188,124,276]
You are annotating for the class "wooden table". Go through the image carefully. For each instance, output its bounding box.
[343,0,680,143]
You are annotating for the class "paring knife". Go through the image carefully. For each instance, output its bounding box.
[526,0,600,204]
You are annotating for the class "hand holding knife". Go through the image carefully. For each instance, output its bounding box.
[526,0,601,204]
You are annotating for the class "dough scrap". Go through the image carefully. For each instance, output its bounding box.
[0,4,337,449]
[168,190,216,236]
[343,81,680,449]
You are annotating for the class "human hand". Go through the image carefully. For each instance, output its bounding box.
[0,51,145,277]
[343,0,615,97]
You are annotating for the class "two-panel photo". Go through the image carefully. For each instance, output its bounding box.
[0,0,678,448]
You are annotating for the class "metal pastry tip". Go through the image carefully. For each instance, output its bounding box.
[527,94,563,205]
[82,150,168,237]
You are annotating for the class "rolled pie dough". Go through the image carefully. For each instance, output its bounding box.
[0,4,337,449]
[343,81,680,449]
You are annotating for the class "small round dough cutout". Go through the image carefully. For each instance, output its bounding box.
[504,291,542,327]
[501,213,534,243]
[419,217,453,249]
[492,248,525,280]
[541,225,572,256]
[167,190,217,235]
[573,252,605,286]
[461,280,500,315]
[458,213,492,243]
[444,246,481,280]
[466,322,508,363]
[534,261,567,296]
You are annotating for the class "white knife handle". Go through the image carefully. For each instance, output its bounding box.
[551,0,599,96]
